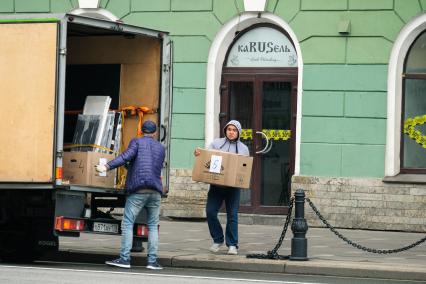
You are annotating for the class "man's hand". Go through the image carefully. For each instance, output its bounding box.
[95,164,107,173]
[194,147,201,157]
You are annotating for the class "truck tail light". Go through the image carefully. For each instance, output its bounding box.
[56,167,63,179]
[135,224,160,237]
[136,224,148,237]
[55,216,85,232]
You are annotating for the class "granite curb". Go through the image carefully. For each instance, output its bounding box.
[43,249,426,281]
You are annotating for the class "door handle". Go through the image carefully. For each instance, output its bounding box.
[160,124,166,142]
[263,139,273,154]
[255,131,270,154]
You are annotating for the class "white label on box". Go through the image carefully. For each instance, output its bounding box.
[209,155,222,173]
[99,158,108,177]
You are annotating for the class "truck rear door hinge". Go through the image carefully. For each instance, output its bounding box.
[163,64,170,72]
[59,48,67,56]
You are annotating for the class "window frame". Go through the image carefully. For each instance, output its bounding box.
[399,31,426,174]
[385,13,426,182]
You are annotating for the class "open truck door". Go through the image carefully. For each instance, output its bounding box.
[160,36,173,195]
[0,13,172,262]
[0,20,58,183]
[0,19,60,261]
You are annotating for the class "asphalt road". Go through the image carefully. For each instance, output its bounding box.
[0,262,425,284]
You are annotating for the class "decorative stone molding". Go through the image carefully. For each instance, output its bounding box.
[78,0,99,9]
[292,176,426,232]
[163,171,426,232]
[161,169,209,218]
[70,0,119,21]
[244,0,267,12]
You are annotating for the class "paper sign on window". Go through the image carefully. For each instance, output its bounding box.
[209,155,222,173]
[99,158,108,177]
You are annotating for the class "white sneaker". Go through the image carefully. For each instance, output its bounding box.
[227,246,238,255]
[209,243,223,253]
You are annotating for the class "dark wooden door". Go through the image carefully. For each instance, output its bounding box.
[221,68,297,214]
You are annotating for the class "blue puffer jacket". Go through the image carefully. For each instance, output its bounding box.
[107,136,165,194]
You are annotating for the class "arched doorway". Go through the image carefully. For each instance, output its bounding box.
[220,24,298,214]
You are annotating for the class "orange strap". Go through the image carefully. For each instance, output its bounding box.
[116,106,155,188]
[63,143,115,153]
[119,106,153,137]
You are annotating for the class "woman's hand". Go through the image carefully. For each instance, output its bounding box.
[194,147,201,156]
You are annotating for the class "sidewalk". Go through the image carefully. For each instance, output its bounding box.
[51,219,426,281]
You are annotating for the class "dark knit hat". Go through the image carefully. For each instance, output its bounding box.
[142,120,157,134]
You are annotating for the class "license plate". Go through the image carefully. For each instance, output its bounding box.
[93,222,119,234]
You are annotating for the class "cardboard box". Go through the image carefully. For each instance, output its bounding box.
[63,152,116,188]
[192,149,253,189]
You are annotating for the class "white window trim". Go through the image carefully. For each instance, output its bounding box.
[385,13,426,176]
[205,12,303,174]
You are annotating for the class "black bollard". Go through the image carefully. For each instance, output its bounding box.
[290,189,308,260]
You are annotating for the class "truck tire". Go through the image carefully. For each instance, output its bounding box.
[0,231,39,262]
[0,235,59,263]
[0,221,58,263]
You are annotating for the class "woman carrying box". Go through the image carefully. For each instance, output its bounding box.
[194,120,250,255]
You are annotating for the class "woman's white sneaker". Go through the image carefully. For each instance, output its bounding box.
[227,246,238,255]
[209,243,223,252]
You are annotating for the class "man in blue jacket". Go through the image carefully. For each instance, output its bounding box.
[96,120,165,270]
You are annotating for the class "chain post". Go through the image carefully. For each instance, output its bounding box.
[290,189,309,261]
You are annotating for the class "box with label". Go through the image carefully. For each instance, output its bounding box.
[192,149,253,189]
[63,152,116,188]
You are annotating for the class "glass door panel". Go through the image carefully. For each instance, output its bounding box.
[229,81,253,205]
[261,82,292,206]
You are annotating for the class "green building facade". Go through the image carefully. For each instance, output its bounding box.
[2,0,426,232]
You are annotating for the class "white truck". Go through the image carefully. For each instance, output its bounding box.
[0,13,172,261]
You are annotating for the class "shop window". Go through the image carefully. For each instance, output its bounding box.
[401,31,426,173]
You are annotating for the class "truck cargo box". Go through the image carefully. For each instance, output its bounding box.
[0,13,172,191]
[0,12,172,262]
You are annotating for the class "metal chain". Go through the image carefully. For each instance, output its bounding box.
[246,197,295,259]
[306,197,426,254]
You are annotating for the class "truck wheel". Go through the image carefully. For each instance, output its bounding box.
[0,250,41,263]
[0,235,59,263]
[0,234,40,263]
[0,222,58,263]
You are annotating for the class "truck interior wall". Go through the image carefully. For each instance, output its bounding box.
[0,23,57,182]
[64,64,121,143]
[66,35,161,149]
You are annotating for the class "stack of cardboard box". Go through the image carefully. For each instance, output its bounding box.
[63,96,118,188]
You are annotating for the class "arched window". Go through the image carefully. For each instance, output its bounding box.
[385,13,426,180]
[401,31,426,173]
[225,26,298,68]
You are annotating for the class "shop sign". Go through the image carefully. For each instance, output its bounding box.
[226,27,297,67]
